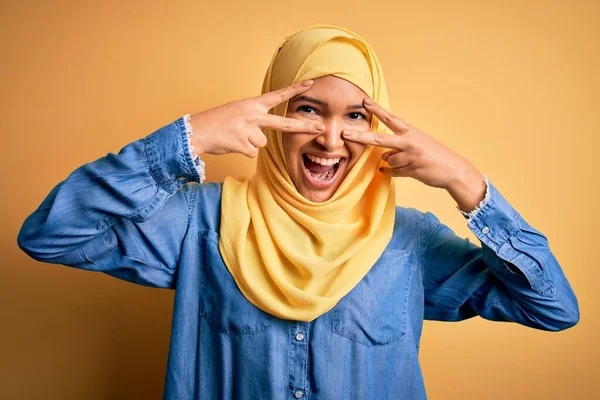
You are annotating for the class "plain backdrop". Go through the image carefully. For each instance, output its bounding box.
[2,0,598,399]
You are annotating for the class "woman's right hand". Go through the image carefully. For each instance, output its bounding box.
[189,80,325,158]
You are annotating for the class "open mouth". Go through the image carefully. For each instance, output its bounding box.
[301,153,345,188]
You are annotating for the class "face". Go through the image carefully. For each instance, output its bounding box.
[283,75,372,202]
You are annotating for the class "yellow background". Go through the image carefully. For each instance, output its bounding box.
[2,0,598,398]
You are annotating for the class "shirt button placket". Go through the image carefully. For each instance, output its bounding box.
[288,322,309,399]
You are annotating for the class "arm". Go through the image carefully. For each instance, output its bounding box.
[339,97,579,331]
[421,178,580,331]
[16,80,347,287]
[17,115,202,288]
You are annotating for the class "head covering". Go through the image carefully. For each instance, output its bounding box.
[219,24,396,322]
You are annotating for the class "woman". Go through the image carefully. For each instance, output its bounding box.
[18,24,579,399]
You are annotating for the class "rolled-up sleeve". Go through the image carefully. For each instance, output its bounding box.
[421,179,580,331]
[17,116,202,289]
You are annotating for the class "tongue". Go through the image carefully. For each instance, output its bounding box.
[305,158,334,173]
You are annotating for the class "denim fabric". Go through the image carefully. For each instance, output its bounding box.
[18,117,579,400]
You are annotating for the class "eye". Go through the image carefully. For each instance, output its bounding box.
[297,105,318,114]
[348,112,368,120]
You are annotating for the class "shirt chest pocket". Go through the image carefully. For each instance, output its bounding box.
[198,231,273,336]
[331,249,414,347]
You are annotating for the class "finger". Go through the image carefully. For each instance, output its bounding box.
[259,80,314,109]
[342,130,408,149]
[255,114,325,134]
[379,163,413,177]
[240,142,259,158]
[382,149,398,162]
[247,130,268,148]
[363,99,410,133]
[386,151,412,168]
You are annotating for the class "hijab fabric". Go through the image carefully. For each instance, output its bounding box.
[219,24,396,322]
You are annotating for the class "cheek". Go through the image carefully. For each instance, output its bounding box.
[349,142,367,160]
[282,135,298,158]
[282,134,308,166]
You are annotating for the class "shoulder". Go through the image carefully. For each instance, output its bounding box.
[384,206,426,251]
[393,205,427,232]
[388,206,449,250]
[394,205,445,232]
[195,181,223,199]
[190,181,224,233]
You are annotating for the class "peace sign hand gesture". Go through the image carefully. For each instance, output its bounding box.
[189,80,325,158]
[342,99,487,211]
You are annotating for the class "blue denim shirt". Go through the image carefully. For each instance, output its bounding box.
[17,116,579,399]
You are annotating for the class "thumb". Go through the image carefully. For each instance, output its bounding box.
[382,149,399,162]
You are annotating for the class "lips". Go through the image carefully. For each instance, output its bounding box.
[301,153,345,189]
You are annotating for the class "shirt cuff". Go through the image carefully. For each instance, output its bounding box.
[456,173,490,220]
[183,113,206,184]
[464,179,548,291]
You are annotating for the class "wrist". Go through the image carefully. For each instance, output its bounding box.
[189,112,208,155]
[446,165,486,213]
[183,113,206,183]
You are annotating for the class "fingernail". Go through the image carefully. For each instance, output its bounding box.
[302,80,314,87]
[363,98,373,106]
[316,124,325,131]
[342,130,350,136]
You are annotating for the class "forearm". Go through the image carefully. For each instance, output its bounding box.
[424,179,580,331]
[17,116,199,262]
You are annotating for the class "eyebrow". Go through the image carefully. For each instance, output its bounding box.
[290,95,367,111]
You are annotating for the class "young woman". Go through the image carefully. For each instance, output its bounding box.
[18,24,579,399]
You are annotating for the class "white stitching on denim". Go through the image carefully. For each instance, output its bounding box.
[183,113,206,183]
[457,173,490,220]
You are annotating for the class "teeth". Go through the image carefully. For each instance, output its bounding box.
[306,153,340,166]
[307,167,336,181]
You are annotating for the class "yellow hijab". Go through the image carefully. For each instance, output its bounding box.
[219,24,396,322]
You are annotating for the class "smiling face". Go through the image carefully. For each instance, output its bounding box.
[282,75,372,202]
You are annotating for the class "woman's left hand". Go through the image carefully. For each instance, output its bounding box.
[342,98,487,211]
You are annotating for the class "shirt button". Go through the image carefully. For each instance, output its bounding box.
[295,333,304,341]
[482,226,490,234]
[294,390,303,398]
[177,176,186,181]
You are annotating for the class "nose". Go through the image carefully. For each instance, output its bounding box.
[314,118,345,150]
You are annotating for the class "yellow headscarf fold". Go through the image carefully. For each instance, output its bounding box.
[219,24,396,322]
